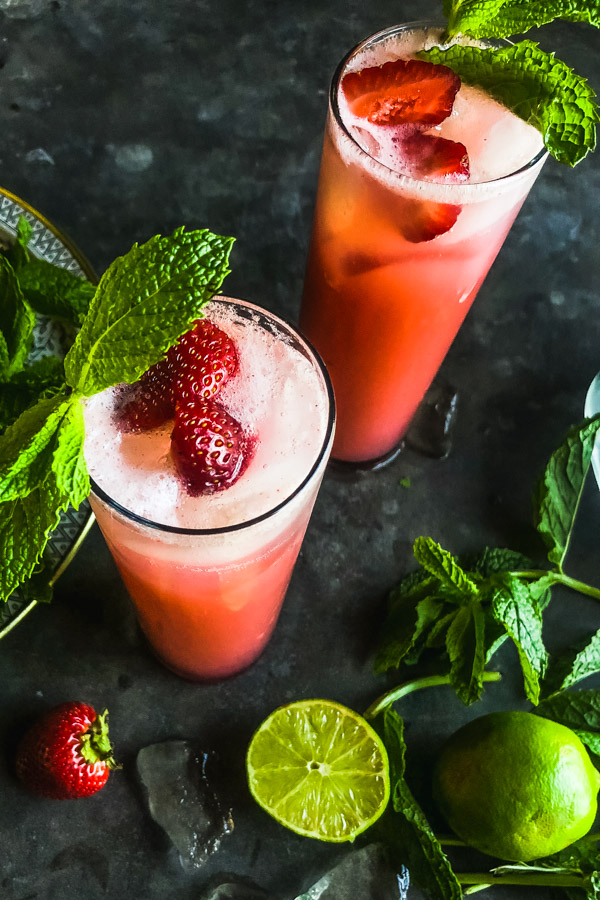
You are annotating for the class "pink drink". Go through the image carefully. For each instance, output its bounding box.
[300,22,547,465]
[83,297,335,681]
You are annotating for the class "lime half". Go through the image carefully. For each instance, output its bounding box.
[246,699,390,842]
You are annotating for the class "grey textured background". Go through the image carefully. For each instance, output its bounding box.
[0,1,599,898]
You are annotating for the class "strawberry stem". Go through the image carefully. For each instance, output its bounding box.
[79,709,119,769]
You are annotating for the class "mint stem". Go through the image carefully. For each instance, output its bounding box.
[513,570,600,601]
[363,671,501,720]
[458,872,589,888]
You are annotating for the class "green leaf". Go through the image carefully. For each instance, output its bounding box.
[533,416,600,569]
[0,480,65,601]
[544,629,600,696]
[373,707,463,900]
[0,394,76,501]
[64,227,235,396]
[413,537,479,597]
[19,258,96,327]
[445,598,486,704]
[4,216,33,272]
[444,0,509,37]
[444,0,600,39]
[374,580,446,673]
[0,357,66,432]
[0,256,36,377]
[421,41,599,166]
[536,688,600,735]
[491,575,548,704]
[0,394,87,602]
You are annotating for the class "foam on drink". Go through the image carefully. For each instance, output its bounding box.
[83,297,329,531]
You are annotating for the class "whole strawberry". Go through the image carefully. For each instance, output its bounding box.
[171,399,256,495]
[16,701,117,799]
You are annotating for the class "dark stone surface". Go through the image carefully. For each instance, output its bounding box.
[0,1,599,898]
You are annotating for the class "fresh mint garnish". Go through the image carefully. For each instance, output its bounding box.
[0,257,36,379]
[422,41,598,166]
[0,394,87,601]
[0,224,235,604]
[0,357,66,432]
[443,0,600,41]
[19,258,96,327]
[421,1,600,166]
[65,227,235,396]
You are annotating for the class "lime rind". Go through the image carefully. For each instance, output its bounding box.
[246,699,391,843]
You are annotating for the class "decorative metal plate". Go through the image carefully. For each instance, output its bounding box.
[0,187,96,637]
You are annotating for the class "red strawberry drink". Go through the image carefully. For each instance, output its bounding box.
[300,22,547,465]
[83,297,335,681]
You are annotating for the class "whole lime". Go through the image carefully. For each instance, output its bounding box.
[433,710,600,862]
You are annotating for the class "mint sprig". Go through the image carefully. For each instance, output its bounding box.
[0,225,234,603]
[65,227,235,396]
[421,1,600,166]
[422,41,598,166]
[375,416,600,707]
[443,0,600,40]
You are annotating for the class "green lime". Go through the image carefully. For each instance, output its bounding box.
[433,710,600,862]
[246,699,390,842]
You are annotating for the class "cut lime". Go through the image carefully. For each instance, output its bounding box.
[246,699,390,842]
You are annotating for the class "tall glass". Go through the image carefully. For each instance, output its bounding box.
[87,299,335,681]
[300,21,547,466]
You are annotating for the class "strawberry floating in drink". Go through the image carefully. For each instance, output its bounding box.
[16,701,118,799]
[117,319,238,432]
[171,399,256,495]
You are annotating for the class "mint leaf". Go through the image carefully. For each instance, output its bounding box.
[0,395,88,602]
[0,395,76,501]
[19,258,96,327]
[445,598,486,704]
[491,575,547,704]
[0,357,66,431]
[443,0,508,38]
[0,480,65,600]
[0,256,35,378]
[374,569,448,672]
[64,227,235,396]
[536,689,600,755]
[533,416,600,570]
[373,707,463,900]
[413,537,479,597]
[421,41,599,165]
[444,0,600,39]
[544,629,600,696]
[4,216,33,272]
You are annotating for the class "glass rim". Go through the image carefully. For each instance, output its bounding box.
[89,296,336,537]
[330,19,548,190]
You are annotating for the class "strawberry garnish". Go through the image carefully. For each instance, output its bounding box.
[341,58,461,129]
[397,133,470,182]
[116,319,239,433]
[171,400,256,495]
[16,701,118,799]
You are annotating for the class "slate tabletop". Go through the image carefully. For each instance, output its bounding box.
[0,1,599,899]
